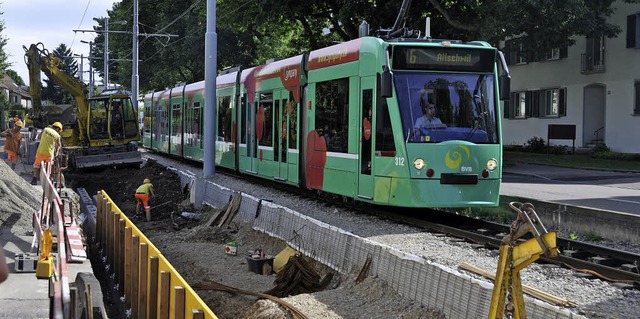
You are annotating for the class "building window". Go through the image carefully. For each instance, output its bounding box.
[582,36,605,73]
[634,81,640,115]
[508,88,566,119]
[513,92,526,118]
[542,48,560,61]
[627,13,640,49]
[542,88,560,116]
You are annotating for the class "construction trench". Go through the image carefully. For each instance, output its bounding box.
[0,151,593,318]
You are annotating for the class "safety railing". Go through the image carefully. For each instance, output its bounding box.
[33,161,71,319]
[95,191,217,319]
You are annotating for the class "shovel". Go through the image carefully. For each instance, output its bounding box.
[150,201,173,210]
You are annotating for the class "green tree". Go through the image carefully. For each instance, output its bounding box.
[5,69,25,86]
[0,8,9,73]
[42,43,78,104]
[100,0,640,93]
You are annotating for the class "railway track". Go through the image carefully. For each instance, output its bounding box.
[144,151,640,288]
[380,207,640,287]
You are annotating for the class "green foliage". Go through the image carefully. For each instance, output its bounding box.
[524,137,546,153]
[5,69,25,86]
[583,232,603,242]
[455,206,515,224]
[42,44,78,104]
[0,12,9,73]
[504,150,640,171]
[570,233,578,240]
[522,137,568,155]
[98,0,640,93]
[591,151,640,161]
[590,143,610,156]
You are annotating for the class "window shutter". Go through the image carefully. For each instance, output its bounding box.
[627,14,637,49]
[531,91,540,117]
[525,91,533,118]
[586,37,594,55]
[560,45,568,59]
[504,40,513,66]
[559,88,567,116]
[503,98,510,119]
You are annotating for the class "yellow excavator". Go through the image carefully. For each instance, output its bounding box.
[24,42,142,169]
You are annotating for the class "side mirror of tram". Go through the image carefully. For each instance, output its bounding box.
[499,74,511,101]
[380,66,393,98]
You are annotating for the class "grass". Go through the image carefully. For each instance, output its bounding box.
[503,151,640,171]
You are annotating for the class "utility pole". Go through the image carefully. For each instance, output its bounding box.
[104,17,109,90]
[80,40,94,96]
[203,0,217,177]
[132,0,140,108]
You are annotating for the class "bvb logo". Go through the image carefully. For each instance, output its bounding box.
[445,145,470,169]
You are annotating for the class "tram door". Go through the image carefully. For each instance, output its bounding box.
[275,89,288,181]
[246,98,258,173]
[358,77,375,199]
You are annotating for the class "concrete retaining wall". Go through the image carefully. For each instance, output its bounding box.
[198,179,586,319]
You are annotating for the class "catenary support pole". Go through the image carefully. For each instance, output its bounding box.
[104,18,109,90]
[132,0,139,111]
[203,0,217,178]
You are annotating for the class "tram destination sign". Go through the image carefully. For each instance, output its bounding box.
[393,46,496,72]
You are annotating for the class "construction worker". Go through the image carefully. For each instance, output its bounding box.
[32,122,63,185]
[1,120,23,169]
[135,178,155,222]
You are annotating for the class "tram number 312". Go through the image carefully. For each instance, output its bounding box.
[395,157,406,166]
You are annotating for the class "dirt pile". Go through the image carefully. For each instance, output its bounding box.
[0,160,42,234]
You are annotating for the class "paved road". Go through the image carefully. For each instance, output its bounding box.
[502,163,640,215]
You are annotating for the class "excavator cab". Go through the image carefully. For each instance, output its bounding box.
[87,94,140,144]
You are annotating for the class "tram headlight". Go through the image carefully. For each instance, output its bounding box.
[486,158,498,171]
[413,158,425,170]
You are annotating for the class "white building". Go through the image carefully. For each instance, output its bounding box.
[0,74,31,109]
[501,1,640,153]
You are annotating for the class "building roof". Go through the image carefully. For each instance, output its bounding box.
[0,74,30,98]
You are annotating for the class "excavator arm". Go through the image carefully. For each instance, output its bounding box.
[23,43,90,142]
[23,43,45,127]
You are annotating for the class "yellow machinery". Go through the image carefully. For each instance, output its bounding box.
[489,202,558,319]
[24,43,142,169]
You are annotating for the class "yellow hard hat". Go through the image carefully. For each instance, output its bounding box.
[52,122,63,130]
[144,178,151,184]
[15,120,24,128]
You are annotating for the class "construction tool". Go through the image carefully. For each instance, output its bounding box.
[151,201,172,210]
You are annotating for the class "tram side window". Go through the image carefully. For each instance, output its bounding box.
[375,93,396,157]
[171,103,181,136]
[258,92,273,147]
[218,96,232,141]
[241,94,247,143]
[315,78,349,153]
[287,91,297,149]
[144,101,151,133]
[193,102,202,147]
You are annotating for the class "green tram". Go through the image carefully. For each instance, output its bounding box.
[143,36,510,208]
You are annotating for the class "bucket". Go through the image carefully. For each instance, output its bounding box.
[245,256,274,275]
[225,242,237,255]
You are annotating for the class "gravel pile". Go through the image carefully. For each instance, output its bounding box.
[147,151,640,319]
[0,160,42,235]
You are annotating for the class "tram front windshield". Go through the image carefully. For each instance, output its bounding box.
[394,72,498,144]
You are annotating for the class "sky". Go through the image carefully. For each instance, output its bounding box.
[3,0,120,85]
